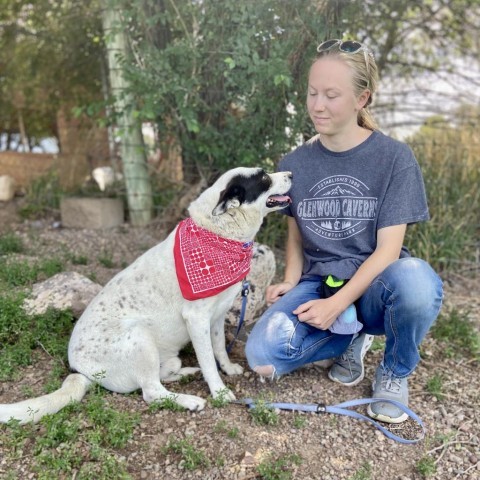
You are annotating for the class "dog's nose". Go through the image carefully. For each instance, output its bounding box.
[286,171,293,179]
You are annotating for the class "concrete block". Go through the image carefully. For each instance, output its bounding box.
[0,175,16,201]
[60,197,124,229]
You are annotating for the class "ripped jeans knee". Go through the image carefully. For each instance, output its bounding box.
[245,277,353,377]
[252,364,276,381]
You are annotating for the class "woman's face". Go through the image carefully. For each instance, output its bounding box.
[307,57,368,137]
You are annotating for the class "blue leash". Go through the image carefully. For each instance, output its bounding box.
[225,280,425,444]
[234,397,425,444]
[226,279,250,353]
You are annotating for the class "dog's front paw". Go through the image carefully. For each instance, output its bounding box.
[221,362,244,376]
[172,393,207,411]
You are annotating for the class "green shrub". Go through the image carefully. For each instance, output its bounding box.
[0,232,25,255]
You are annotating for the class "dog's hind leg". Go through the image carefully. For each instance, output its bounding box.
[128,329,206,411]
[160,357,200,383]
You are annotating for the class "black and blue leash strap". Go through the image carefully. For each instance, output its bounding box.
[226,279,250,353]
[234,397,425,445]
[226,282,424,444]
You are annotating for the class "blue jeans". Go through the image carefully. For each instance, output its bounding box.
[245,258,443,378]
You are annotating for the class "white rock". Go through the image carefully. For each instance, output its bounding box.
[23,271,102,317]
[92,166,123,191]
[0,175,16,201]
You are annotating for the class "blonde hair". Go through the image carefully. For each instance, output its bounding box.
[314,43,379,131]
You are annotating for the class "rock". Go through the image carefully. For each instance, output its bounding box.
[60,196,125,229]
[92,166,123,192]
[23,271,102,317]
[0,175,16,201]
[225,243,275,327]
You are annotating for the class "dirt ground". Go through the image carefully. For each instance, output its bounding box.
[0,198,479,479]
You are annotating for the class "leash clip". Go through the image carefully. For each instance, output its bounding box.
[316,403,327,414]
[241,280,250,297]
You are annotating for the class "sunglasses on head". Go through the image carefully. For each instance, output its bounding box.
[317,39,373,57]
[317,39,373,82]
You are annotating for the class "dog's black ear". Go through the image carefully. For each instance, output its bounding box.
[212,185,244,216]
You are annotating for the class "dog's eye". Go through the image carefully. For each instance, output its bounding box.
[262,173,269,182]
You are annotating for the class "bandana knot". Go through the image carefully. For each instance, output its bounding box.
[174,218,253,300]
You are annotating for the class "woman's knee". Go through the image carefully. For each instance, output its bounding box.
[245,310,294,375]
[383,257,443,309]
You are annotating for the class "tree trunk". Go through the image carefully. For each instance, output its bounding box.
[101,1,153,226]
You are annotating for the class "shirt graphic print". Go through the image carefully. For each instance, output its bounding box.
[298,175,378,241]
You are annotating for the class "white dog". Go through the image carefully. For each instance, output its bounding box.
[0,167,291,424]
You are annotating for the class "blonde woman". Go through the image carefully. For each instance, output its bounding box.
[246,39,443,424]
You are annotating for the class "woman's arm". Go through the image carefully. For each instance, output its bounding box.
[294,224,407,329]
[266,217,304,305]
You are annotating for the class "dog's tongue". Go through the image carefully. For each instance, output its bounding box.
[269,195,291,203]
[267,195,291,207]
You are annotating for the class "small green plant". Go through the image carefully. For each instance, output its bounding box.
[178,373,196,385]
[208,388,231,408]
[416,455,437,478]
[227,426,240,438]
[370,336,386,352]
[148,396,186,412]
[0,258,38,286]
[37,257,64,278]
[43,360,69,393]
[163,436,209,470]
[257,453,302,480]
[0,391,139,479]
[0,232,24,255]
[431,308,480,359]
[214,420,240,438]
[248,398,279,426]
[5,386,140,480]
[84,390,141,449]
[0,293,73,380]
[18,170,62,220]
[88,271,98,282]
[349,462,373,480]
[425,374,445,401]
[69,254,89,265]
[98,250,115,268]
[292,414,307,429]
[0,256,64,287]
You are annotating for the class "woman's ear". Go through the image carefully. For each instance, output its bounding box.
[357,89,371,109]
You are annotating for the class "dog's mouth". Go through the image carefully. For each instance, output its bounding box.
[266,194,291,209]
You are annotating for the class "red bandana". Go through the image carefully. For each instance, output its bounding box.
[174,218,253,301]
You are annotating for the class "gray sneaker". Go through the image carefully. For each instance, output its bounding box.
[367,364,409,424]
[328,333,374,386]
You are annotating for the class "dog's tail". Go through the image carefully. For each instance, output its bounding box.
[0,373,92,424]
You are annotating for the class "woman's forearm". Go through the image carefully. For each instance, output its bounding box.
[283,217,304,286]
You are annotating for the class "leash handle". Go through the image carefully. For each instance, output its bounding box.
[236,397,425,444]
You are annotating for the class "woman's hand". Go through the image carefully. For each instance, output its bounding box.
[266,281,295,305]
[293,297,342,330]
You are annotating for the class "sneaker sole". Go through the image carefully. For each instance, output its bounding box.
[327,334,374,387]
[367,404,409,424]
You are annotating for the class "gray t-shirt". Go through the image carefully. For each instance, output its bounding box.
[278,131,429,280]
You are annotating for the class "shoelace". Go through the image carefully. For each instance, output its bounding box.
[381,372,403,393]
[338,344,356,374]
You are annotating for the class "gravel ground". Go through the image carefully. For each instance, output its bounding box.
[0,202,479,480]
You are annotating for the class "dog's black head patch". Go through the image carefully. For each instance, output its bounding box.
[212,170,271,216]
